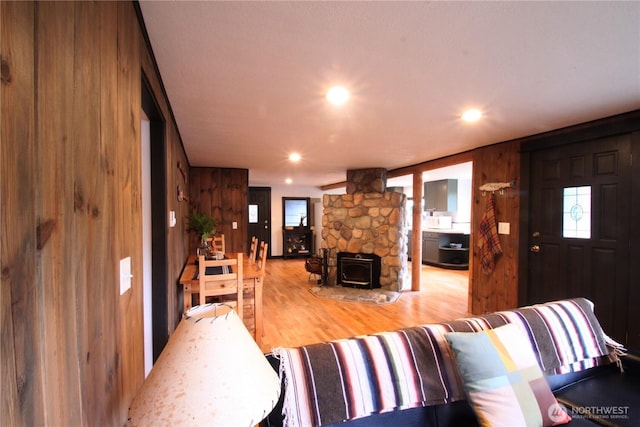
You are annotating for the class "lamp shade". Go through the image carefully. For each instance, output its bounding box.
[127,304,281,426]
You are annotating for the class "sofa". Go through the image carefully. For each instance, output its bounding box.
[261,298,639,427]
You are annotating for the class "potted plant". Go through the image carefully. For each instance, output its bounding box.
[186,212,219,255]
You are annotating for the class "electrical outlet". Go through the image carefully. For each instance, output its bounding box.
[232,221,238,229]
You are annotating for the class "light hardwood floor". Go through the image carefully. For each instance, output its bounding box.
[260,258,471,352]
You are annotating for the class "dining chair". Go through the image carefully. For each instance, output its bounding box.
[249,236,258,264]
[212,234,226,254]
[198,253,243,320]
[257,241,268,274]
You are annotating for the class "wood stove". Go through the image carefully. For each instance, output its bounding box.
[337,252,381,289]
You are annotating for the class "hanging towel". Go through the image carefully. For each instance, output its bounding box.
[477,193,502,273]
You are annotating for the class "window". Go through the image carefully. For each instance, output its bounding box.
[562,186,591,239]
[249,205,258,223]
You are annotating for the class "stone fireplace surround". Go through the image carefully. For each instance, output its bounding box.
[321,168,408,291]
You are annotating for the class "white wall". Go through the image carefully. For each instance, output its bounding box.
[269,185,326,256]
[454,178,472,224]
[267,166,476,255]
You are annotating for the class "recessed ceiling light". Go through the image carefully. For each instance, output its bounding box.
[289,152,301,162]
[285,178,292,184]
[326,86,350,106]
[461,109,482,122]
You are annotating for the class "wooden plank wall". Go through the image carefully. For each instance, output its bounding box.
[189,168,249,255]
[1,2,40,425]
[1,2,190,426]
[469,141,521,314]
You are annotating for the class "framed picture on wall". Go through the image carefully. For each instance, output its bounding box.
[282,197,310,228]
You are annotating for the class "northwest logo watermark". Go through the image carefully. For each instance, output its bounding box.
[548,403,630,422]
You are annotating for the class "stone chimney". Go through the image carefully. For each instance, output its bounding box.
[321,168,408,291]
[346,168,387,194]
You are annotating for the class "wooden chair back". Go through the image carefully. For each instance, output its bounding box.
[198,253,243,320]
[257,241,268,274]
[212,234,225,254]
[249,236,258,264]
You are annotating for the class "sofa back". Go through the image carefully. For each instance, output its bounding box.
[263,298,622,427]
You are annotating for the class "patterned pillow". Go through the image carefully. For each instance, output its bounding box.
[445,323,571,427]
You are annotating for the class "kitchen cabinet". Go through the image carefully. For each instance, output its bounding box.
[421,231,469,270]
[424,179,458,212]
[437,233,469,269]
[422,231,439,264]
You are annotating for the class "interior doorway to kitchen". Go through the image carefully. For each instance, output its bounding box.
[388,161,472,295]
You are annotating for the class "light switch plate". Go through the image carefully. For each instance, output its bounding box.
[498,222,510,235]
[120,257,132,295]
[232,221,238,229]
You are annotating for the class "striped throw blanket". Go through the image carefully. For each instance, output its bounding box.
[273,298,623,427]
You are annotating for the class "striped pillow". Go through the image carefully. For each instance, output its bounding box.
[445,323,571,427]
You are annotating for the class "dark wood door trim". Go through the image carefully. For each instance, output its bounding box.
[520,110,640,152]
[628,131,640,350]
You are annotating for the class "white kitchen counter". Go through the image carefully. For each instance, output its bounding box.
[407,226,470,235]
[423,228,470,235]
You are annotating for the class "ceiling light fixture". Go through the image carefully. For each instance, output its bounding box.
[289,153,301,162]
[285,178,292,184]
[326,86,350,106]
[461,109,482,123]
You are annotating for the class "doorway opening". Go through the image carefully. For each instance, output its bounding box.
[387,161,472,301]
[142,76,168,365]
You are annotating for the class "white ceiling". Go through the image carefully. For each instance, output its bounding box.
[138,1,640,188]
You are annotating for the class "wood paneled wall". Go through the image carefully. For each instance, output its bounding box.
[189,168,249,255]
[1,2,190,425]
[469,141,521,314]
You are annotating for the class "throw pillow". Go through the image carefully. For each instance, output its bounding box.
[445,323,571,427]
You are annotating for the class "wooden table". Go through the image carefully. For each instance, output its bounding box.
[179,254,264,347]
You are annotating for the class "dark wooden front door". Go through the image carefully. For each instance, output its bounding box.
[248,187,271,257]
[526,134,632,345]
